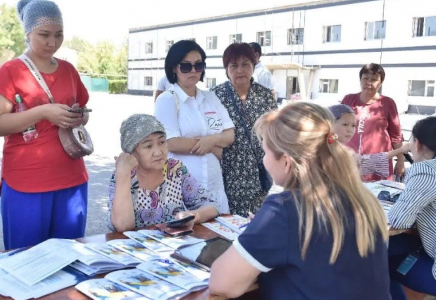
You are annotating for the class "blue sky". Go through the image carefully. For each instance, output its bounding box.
[1,0,316,44]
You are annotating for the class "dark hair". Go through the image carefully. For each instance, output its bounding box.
[165,40,206,84]
[359,63,385,83]
[222,43,257,72]
[412,116,436,155]
[248,42,262,56]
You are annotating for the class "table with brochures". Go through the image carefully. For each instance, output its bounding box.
[0,224,260,300]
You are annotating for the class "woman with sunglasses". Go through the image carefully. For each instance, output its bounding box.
[155,40,235,214]
[211,43,277,216]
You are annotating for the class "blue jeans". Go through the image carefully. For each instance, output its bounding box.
[388,234,436,300]
[1,180,88,250]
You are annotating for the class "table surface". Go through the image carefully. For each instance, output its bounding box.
[0,225,261,300]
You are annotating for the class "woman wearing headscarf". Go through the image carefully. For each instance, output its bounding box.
[107,114,220,232]
[0,0,90,250]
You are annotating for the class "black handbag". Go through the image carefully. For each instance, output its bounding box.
[225,82,273,193]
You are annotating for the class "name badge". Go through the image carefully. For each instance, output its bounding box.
[205,111,222,131]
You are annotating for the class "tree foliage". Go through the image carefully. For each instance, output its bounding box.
[0,4,26,57]
[64,37,127,78]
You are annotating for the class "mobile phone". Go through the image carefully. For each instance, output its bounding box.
[167,215,195,228]
[68,108,92,113]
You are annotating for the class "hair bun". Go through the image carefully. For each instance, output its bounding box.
[17,0,33,21]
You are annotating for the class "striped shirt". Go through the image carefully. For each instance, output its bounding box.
[388,159,436,279]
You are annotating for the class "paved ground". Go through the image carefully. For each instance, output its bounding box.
[0,93,427,251]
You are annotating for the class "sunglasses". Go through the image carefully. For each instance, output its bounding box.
[178,62,206,73]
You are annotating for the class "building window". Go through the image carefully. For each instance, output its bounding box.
[365,21,386,40]
[229,34,242,44]
[144,76,153,86]
[206,78,217,88]
[408,80,435,97]
[165,40,174,52]
[287,28,304,45]
[256,31,271,46]
[187,38,196,42]
[206,36,218,50]
[319,79,339,93]
[413,16,436,37]
[145,42,153,54]
[323,25,341,43]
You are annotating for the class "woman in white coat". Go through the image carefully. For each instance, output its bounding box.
[155,40,235,213]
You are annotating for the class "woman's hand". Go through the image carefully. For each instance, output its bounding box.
[191,135,219,155]
[396,143,410,154]
[115,153,138,174]
[41,103,83,128]
[394,159,405,179]
[69,103,86,128]
[175,211,196,230]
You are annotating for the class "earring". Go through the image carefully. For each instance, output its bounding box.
[172,73,176,81]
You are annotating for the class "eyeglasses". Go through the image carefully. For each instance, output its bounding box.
[177,62,206,73]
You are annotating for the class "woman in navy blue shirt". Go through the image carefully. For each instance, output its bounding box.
[209,102,391,300]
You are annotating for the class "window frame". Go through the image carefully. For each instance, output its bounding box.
[165,40,174,53]
[287,28,304,45]
[229,34,242,44]
[144,76,153,87]
[145,42,153,54]
[206,36,218,50]
[413,16,436,37]
[365,20,386,40]
[408,80,435,97]
[256,31,272,46]
[206,78,217,89]
[318,79,339,93]
[323,25,341,43]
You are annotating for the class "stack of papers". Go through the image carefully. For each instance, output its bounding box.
[0,239,89,300]
[201,221,239,240]
[215,215,249,234]
[137,229,204,249]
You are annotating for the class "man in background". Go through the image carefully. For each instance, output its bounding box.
[249,42,275,98]
[154,75,172,101]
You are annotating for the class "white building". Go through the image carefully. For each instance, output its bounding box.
[128,0,436,114]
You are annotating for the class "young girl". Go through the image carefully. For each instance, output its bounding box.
[209,102,390,300]
[329,104,409,179]
[388,116,436,299]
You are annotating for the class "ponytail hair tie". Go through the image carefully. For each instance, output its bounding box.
[327,133,338,144]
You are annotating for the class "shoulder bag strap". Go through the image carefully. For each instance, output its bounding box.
[225,82,259,158]
[18,54,55,103]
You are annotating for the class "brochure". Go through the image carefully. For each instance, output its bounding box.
[75,278,147,300]
[0,239,81,286]
[202,221,239,240]
[123,231,173,253]
[215,215,249,234]
[138,229,204,249]
[85,243,141,267]
[136,259,208,291]
[107,239,160,262]
[105,269,190,300]
[0,266,89,300]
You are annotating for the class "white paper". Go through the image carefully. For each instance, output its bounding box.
[138,229,204,249]
[75,278,147,300]
[136,259,207,291]
[0,266,88,300]
[0,239,81,286]
[215,215,249,234]
[107,239,160,262]
[86,243,141,266]
[105,269,190,300]
[201,221,239,240]
[123,231,173,252]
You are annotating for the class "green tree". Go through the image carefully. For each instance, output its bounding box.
[65,36,127,78]
[0,4,25,58]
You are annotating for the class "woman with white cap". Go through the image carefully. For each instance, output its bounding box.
[0,0,90,250]
[107,114,220,232]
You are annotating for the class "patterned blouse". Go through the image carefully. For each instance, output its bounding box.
[211,81,278,215]
[106,158,220,231]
